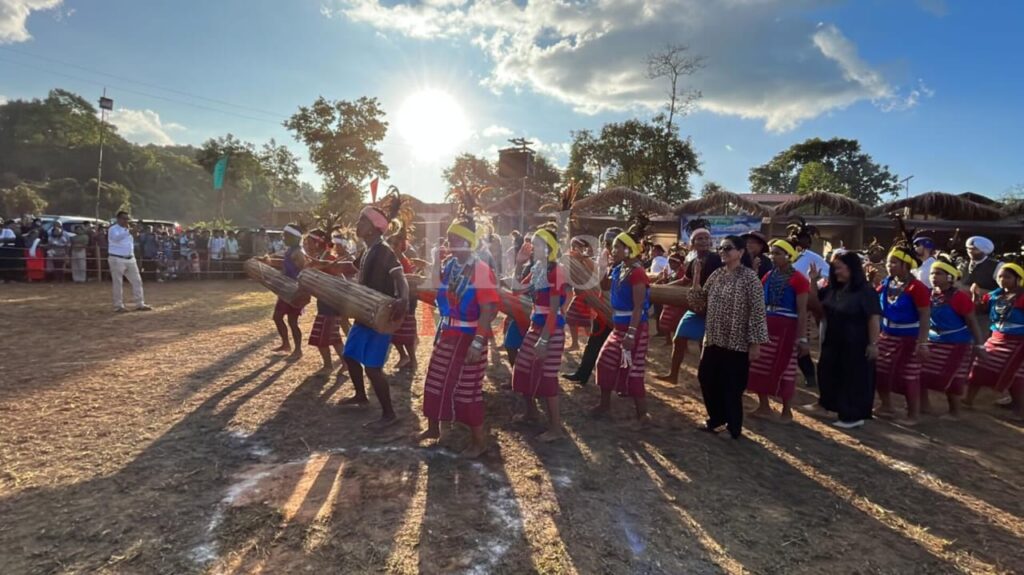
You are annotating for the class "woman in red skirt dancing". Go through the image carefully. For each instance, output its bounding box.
[593,215,652,424]
[511,224,569,441]
[419,196,499,458]
[565,236,595,351]
[388,219,419,371]
[305,229,347,375]
[919,255,986,419]
[964,260,1024,419]
[655,248,686,345]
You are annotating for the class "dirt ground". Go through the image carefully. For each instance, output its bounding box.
[1,281,1023,575]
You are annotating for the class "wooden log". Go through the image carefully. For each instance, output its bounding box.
[244,258,309,308]
[298,268,403,334]
[649,285,691,307]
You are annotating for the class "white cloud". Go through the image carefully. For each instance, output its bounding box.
[0,94,8,105]
[725,144,733,152]
[0,0,62,43]
[107,108,185,146]
[330,0,925,132]
[481,124,513,138]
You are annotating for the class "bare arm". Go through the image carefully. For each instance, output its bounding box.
[796,292,810,356]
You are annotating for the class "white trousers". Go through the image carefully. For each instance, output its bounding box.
[109,256,146,309]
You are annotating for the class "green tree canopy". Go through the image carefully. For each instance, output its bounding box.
[750,137,899,206]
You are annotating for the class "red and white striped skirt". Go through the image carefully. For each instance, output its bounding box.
[921,342,971,394]
[566,296,594,328]
[512,325,566,398]
[747,315,798,401]
[596,322,650,398]
[422,329,488,426]
[658,305,685,336]
[308,314,342,347]
[968,332,1024,393]
[876,332,921,398]
[391,312,418,346]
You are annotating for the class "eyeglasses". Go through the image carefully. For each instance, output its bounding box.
[716,245,736,253]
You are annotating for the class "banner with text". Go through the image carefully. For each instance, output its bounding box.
[678,215,764,243]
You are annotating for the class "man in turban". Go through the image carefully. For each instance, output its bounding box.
[966,236,1000,293]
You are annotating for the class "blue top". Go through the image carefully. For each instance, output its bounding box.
[282,246,301,279]
[610,263,650,327]
[879,277,929,337]
[929,290,972,344]
[762,269,809,319]
[988,288,1024,336]
[438,256,500,335]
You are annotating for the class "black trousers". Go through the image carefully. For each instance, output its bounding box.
[574,319,612,382]
[698,345,750,438]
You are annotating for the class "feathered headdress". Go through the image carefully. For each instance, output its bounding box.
[627,212,651,241]
[865,237,887,264]
[786,216,819,243]
[685,217,711,242]
[888,212,921,269]
[379,185,416,242]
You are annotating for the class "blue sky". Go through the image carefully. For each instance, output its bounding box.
[1,0,1021,204]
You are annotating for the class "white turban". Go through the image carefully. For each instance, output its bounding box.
[966,236,994,255]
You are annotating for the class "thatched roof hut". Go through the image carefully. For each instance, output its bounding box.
[572,186,673,215]
[1002,200,1024,219]
[674,190,772,217]
[868,191,1005,221]
[771,191,867,218]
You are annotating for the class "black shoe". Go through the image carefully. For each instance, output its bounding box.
[561,372,582,382]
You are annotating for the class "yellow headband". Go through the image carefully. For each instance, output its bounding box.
[534,228,559,262]
[1003,263,1024,281]
[931,261,961,280]
[447,223,476,247]
[769,239,798,262]
[614,232,641,257]
[888,248,919,270]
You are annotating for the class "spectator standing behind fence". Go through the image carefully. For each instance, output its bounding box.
[140,225,159,280]
[209,229,226,276]
[252,228,268,257]
[0,220,21,283]
[47,222,70,282]
[70,224,90,283]
[225,231,240,278]
[108,211,151,312]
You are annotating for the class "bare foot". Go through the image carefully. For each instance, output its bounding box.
[876,406,897,417]
[537,428,565,443]
[271,344,291,353]
[314,365,333,376]
[417,428,441,441]
[336,363,348,374]
[339,395,369,406]
[778,413,794,425]
[286,350,303,362]
[655,373,677,383]
[749,407,774,420]
[459,443,489,459]
[395,356,411,369]
[589,405,611,418]
[364,415,399,430]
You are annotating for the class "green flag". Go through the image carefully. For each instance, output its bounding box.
[213,156,228,190]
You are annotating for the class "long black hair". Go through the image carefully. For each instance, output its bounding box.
[722,234,753,269]
[828,251,868,290]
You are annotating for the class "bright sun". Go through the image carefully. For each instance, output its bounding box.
[397,89,470,162]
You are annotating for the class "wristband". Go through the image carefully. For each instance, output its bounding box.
[798,338,809,344]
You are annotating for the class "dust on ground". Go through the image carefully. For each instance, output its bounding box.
[1,281,1023,574]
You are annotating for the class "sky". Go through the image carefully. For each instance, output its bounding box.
[1,0,1022,204]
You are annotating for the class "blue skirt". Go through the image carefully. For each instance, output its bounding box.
[674,310,706,341]
[504,319,526,351]
[344,323,392,368]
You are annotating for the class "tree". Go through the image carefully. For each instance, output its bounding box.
[564,129,600,195]
[285,96,388,221]
[0,184,47,215]
[796,161,845,195]
[442,153,499,199]
[646,43,704,142]
[749,137,900,206]
[597,117,701,204]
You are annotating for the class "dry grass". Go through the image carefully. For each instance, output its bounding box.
[572,187,674,216]
[869,191,1006,221]
[2,281,1024,574]
[771,191,868,217]
[675,190,772,217]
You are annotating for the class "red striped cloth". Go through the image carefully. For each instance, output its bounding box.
[968,332,1024,393]
[658,305,684,335]
[422,329,488,426]
[596,322,650,398]
[747,315,798,401]
[921,342,971,394]
[512,325,566,398]
[566,295,594,328]
[307,314,342,347]
[391,312,417,346]
[876,332,921,398]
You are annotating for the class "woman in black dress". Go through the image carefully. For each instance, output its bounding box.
[810,251,882,428]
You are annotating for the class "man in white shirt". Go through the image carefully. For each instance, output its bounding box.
[912,235,936,289]
[649,244,669,275]
[108,211,151,312]
[209,229,227,275]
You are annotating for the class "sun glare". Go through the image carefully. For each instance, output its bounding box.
[397,88,470,162]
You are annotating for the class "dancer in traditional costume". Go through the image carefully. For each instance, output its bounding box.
[593,215,652,423]
[876,222,931,425]
[655,246,687,345]
[789,218,828,388]
[341,191,410,428]
[304,229,347,375]
[963,258,1024,418]
[562,227,621,386]
[658,218,720,384]
[262,223,307,361]
[919,254,986,419]
[502,236,532,367]
[747,237,809,423]
[565,236,595,351]
[387,200,419,371]
[420,187,499,457]
[510,224,569,441]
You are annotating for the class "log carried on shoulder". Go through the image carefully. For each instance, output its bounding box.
[297,268,404,334]
[566,254,613,327]
[649,284,691,307]
[407,272,532,324]
[244,258,310,308]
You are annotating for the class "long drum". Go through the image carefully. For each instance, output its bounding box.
[649,285,691,307]
[566,254,612,326]
[245,258,309,308]
[407,274,438,307]
[298,268,404,334]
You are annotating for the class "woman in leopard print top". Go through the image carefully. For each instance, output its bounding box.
[698,235,769,439]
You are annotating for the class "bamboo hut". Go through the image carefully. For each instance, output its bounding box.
[674,190,772,217]
[868,191,1006,221]
[572,186,674,216]
[771,191,867,218]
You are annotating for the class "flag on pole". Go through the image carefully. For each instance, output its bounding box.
[370,177,379,203]
[213,156,229,190]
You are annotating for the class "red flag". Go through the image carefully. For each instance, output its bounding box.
[370,177,379,203]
